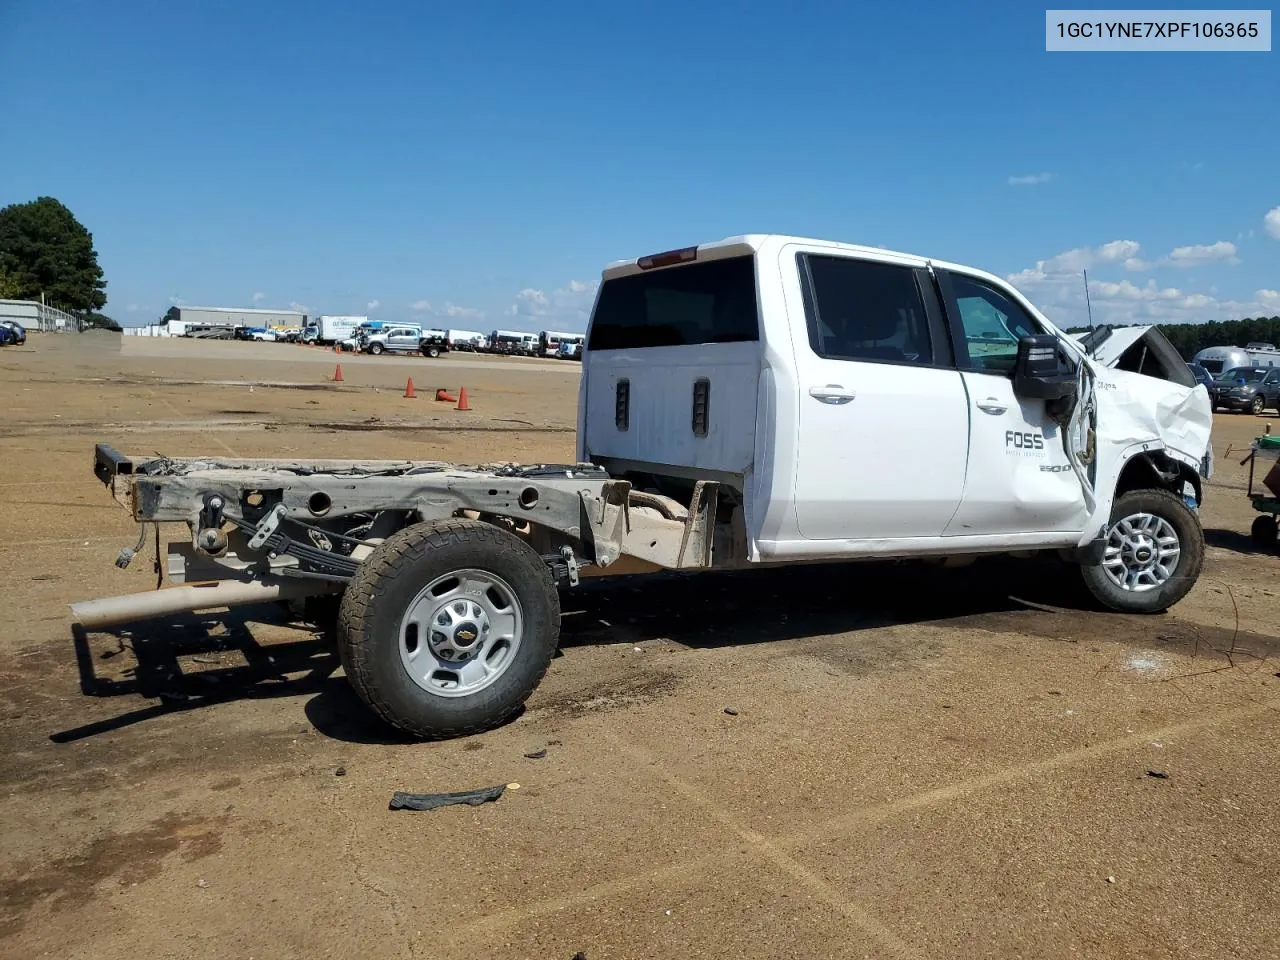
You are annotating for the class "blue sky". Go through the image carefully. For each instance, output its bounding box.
[1,0,1276,331]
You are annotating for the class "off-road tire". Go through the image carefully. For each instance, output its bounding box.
[336,518,560,738]
[1251,514,1278,548]
[1081,488,1204,614]
[422,346,441,358]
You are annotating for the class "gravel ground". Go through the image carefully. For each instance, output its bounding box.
[2,332,1279,960]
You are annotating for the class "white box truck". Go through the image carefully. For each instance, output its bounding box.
[303,315,366,346]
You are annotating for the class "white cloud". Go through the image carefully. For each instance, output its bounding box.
[1008,172,1054,186]
[406,298,484,321]
[1097,240,1141,262]
[126,303,139,312]
[441,302,483,320]
[1007,240,1143,285]
[366,299,380,311]
[515,288,550,316]
[168,296,185,306]
[1265,206,1280,240]
[1093,279,1176,302]
[1166,240,1238,266]
[288,300,311,314]
[506,280,597,326]
[252,291,265,304]
[1258,289,1280,309]
[1007,239,1271,329]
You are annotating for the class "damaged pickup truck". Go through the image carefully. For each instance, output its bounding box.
[73,235,1213,738]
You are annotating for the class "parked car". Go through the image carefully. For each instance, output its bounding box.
[1,320,27,345]
[249,328,279,342]
[0,324,13,346]
[1187,362,1213,389]
[1208,366,1280,414]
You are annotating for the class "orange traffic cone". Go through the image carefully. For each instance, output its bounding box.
[435,388,457,403]
[333,364,344,382]
[456,386,470,411]
[404,377,416,398]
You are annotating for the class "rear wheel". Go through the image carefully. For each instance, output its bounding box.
[336,518,560,738]
[1252,514,1278,548]
[1080,489,1204,614]
[422,345,440,358]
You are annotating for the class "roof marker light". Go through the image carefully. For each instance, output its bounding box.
[637,246,698,270]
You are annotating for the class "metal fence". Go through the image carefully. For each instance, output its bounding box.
[0,299,85,332]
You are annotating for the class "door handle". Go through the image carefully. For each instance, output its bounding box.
[975,397,1007,414]
[809,384,856,404]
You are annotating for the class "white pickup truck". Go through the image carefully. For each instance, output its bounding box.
[74,234,1213,738]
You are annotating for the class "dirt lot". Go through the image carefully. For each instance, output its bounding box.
[2,332,1279,960]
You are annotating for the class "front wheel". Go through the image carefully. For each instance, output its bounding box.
[1251,395,1266,415]
[368,342,384,355]
[336,519,560,739]
[1080,489,1204,614]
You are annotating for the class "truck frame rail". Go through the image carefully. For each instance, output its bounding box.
[79,443,723,630]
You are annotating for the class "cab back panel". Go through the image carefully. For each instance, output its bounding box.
[581,253,761,477]
[583,342,760,475]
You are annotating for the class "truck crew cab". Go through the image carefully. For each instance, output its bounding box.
[75,235,1213,740]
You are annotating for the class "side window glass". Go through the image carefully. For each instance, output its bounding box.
[949,274,1044,374]
[803,255,933,365]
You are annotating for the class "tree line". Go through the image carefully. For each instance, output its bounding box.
[1067,317,1280,360]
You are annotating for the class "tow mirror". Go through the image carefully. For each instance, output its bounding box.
[1012,334,1077,402]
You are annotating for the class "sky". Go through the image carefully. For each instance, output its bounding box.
[0,0,1276,332]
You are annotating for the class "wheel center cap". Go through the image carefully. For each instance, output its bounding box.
[453,622,480,647]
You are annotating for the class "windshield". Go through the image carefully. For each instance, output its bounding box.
[1217,367,1265,382]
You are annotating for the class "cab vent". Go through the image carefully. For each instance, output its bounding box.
[692,378,710,438]
[615,379,630,431]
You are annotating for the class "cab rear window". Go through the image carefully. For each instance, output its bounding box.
[586,255,759,350]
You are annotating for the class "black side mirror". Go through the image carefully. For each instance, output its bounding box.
[1012,334,1077,402]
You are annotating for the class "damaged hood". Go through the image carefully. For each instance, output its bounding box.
[1069,325,1157,369]
[1079,323,1213,482]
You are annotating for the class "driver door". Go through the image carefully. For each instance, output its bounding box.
[937,270,1092,537]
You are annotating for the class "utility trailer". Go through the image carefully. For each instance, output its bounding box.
[71,234,1215,739]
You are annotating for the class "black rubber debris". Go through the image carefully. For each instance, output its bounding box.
[723,707,739,716]
[524,749,547,760]
[1146,770,1169,780]
[389,784,506,811]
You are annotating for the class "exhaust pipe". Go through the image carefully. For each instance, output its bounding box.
[69,579,334,631]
